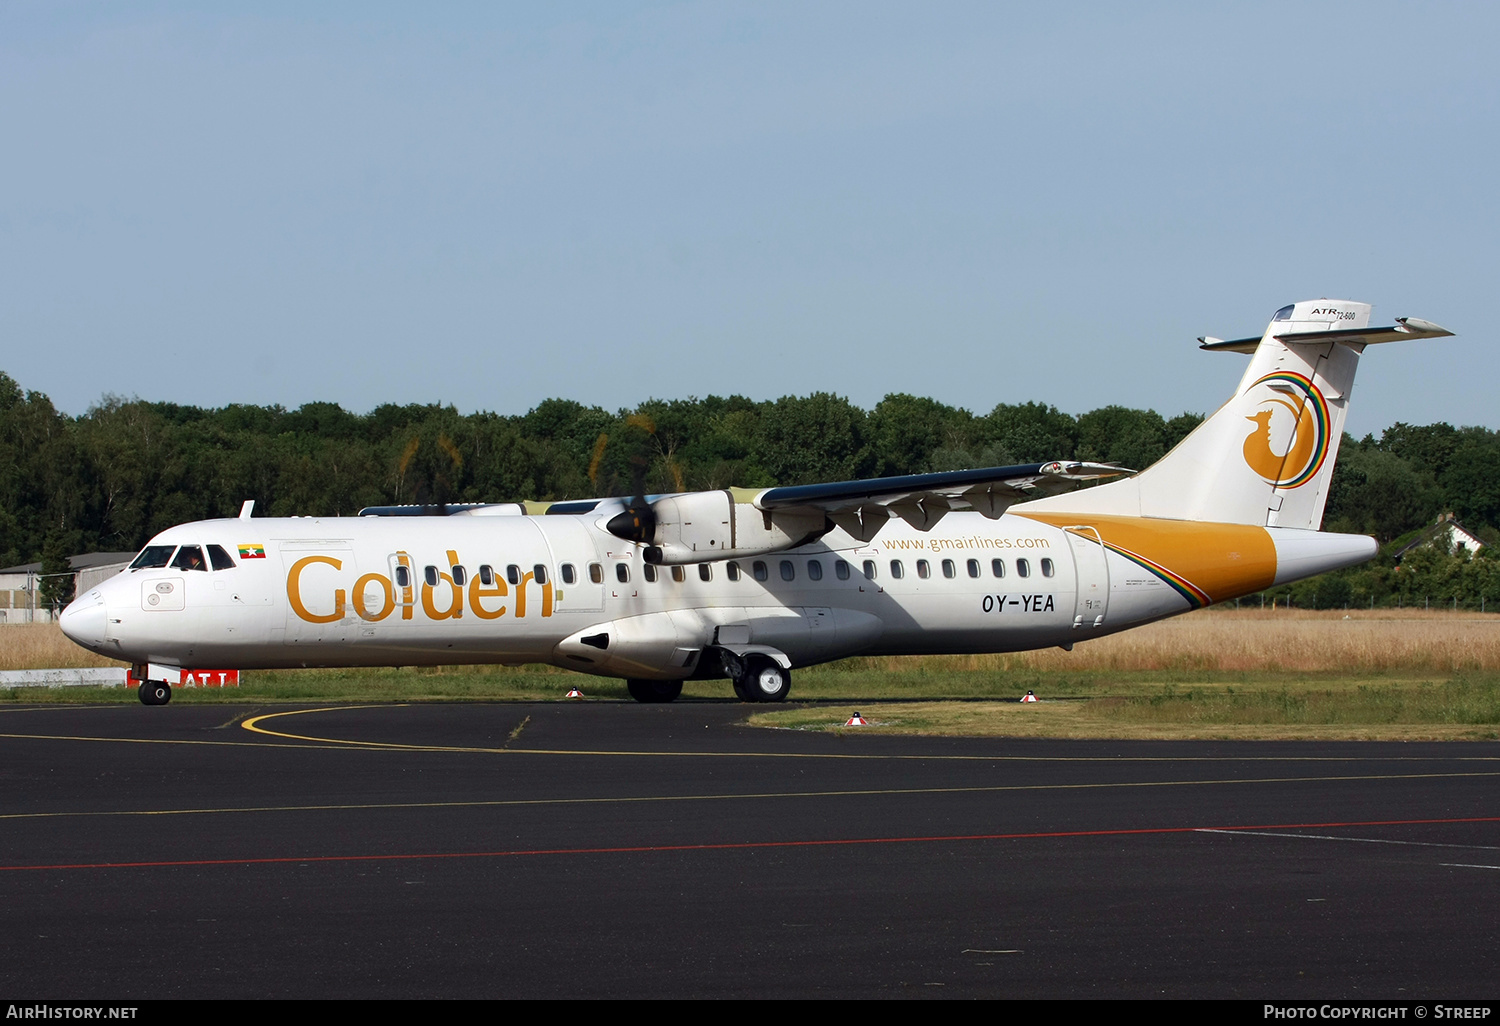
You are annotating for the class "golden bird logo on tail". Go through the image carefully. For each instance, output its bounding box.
[1240,373,1331,488]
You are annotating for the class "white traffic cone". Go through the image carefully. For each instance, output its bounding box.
[845,711,868,726]
[565,686,584,699]
[1019,690,1038,703]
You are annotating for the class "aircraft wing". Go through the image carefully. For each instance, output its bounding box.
[359,461,1131,555]
[752,461,1129,541]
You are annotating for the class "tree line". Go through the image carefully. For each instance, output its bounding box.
[3,369,1497,609]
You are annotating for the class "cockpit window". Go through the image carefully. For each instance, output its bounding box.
[207,544,236,571]
[1272,304,1295,321]
[170,545,208,572]
[130,545,176,570]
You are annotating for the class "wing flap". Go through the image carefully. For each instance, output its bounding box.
[755,461,1130,540]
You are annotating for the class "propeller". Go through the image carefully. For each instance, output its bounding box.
[399,433,465,516]
[605,454,658,545]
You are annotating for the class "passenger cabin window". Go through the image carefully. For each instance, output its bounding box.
[942,559,956,579]
[753,561,769,582]
[835,560,850,580]
[589,563,603,584]
[395,565,412,588]
[726,562,741,581]
[533,564,548,585]
[615,563,630,583]
[643,564,658,583]
[1016,558,1031,578]
[171,546,208,572]
[478,565,494,587]
[666,565,681,583]
[807,559,822,581]
[131,545,176,570]
[452,564,467,586]
[991,558,1006,578]
[506,565,520,586]
[889,560,904,580]
[916,559,930,580]
[780,560,795,582]
[967,559,980,578]
[698,564,712,582]
[424,565,439,586]
[863,560,877,580]
[561,563,576,585]
[1041,558,1055,578]
[207,544,236,571]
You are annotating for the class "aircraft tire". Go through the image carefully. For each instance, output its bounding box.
[744,657,790,703]
[138,681,172,706]
[626,679,683,703]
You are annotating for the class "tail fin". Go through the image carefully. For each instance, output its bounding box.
[1020,300,1453,529]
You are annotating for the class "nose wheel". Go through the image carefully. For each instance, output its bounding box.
[138,680,172,706]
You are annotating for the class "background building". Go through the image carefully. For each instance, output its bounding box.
[0,553,135,623]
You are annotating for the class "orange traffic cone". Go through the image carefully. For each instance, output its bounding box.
[566,686,584,699]
[845,711,868,726]
[1020,690,1038,703]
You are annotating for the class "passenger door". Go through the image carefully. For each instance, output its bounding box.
[1064,526,1109,629]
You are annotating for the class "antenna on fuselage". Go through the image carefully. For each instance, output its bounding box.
[239,500,255,520]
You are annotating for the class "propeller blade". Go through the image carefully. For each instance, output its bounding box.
[606,455,658,543]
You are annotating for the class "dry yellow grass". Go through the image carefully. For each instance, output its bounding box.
[0,625,129,670]
[4,608,1499,674]
[846,608,1500,675]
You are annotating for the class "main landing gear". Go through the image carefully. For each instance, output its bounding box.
[138,680,172,706]
[626,679,684,703]
[733,655,791,703]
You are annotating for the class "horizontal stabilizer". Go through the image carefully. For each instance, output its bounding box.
[1200,316,1453,354]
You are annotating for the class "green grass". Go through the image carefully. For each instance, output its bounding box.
[5,662,1500,734]
[0,662,1443,705]
[6,661,1500,742]
[746,672,1500,740]
[0,664,612,704]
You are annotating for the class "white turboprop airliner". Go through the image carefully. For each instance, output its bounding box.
[61,300,1452,705]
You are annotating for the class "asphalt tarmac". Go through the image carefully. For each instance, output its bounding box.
[0,699,1497,999]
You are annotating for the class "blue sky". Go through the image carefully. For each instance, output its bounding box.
[2,2,1495,436]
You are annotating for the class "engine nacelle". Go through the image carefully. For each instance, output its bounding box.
[644,490,827,565]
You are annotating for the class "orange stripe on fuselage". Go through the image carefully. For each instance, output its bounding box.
[1015,512,1277,604]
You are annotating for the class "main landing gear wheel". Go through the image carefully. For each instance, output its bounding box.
[626,679,683,703]
[742,656,791,703]
[138,680,172,706]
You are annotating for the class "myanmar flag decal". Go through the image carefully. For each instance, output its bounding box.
[238,544,266,559]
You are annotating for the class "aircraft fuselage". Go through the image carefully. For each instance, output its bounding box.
[61,508,1375,684]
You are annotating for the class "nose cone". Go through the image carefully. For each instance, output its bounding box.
[59,595,109,652]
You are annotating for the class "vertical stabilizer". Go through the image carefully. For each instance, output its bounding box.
[1018,300,1453,529]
